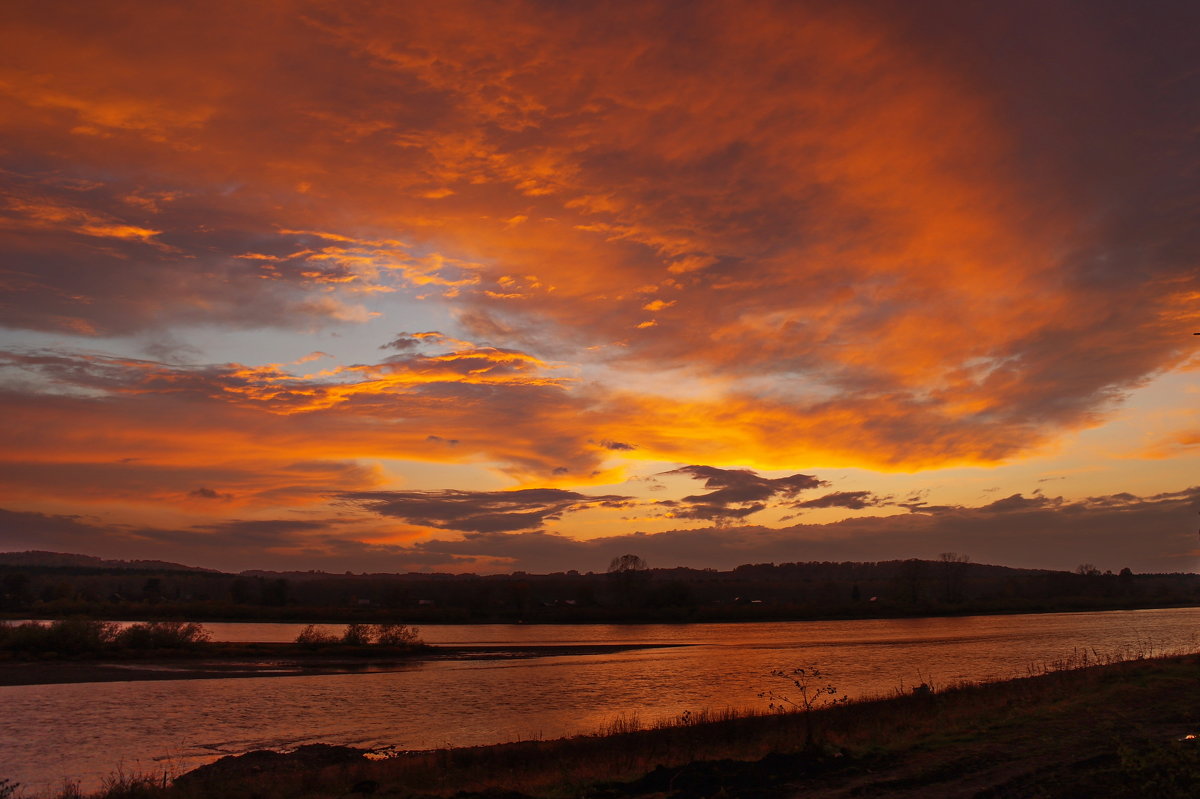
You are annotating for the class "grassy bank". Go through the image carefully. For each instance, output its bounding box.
[16,650,1200,798]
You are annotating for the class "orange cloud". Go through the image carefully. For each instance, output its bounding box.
[0,345,610,511]
[1,190,162,244]
[0,1,1197,570]
[1140,429,1200,460]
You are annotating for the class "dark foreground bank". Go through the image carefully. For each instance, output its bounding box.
[15,651,1200,798]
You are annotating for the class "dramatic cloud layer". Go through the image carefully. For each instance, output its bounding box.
[0,1,1197,572]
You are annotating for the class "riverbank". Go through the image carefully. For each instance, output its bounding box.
[9,597,1200,627]
[7,554,1199,630]
[0,643,684,685]
[29,651,1200,798]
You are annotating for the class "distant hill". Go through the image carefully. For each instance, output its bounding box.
[2,550,1195,623]
[0,550,219,573]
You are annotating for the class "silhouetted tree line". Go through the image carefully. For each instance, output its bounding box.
[1,557,1197,623]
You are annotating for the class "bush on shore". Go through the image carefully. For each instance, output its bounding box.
[293,622,423,650]
[0,618,425,659]
[373,622,422,647]
[114,621,210,650]
[0,619,210,658]
[294,623,339,648]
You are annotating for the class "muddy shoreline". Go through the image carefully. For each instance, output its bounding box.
[0,643,685,686]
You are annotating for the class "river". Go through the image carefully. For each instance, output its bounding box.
[2,607,1198,794]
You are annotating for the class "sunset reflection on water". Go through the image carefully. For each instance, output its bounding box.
[2,607,1198,794]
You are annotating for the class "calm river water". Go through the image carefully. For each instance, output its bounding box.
[3,607,1198,794]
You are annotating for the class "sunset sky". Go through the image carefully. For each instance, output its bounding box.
[1,0,1197,575]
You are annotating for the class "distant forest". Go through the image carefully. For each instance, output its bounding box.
[2,551,1199,623]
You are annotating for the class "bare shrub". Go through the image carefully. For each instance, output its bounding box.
[760,666,848,749]
[0,619,119,656]
[116,621,210,650]
[50,618,119,653]
[341,623,373,646]
[294,624,337,648]
[373,623,422,647]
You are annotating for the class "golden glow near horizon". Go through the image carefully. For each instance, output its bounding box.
[0,1,1197,574]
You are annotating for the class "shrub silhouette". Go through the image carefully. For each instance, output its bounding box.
[293,622,424,649]
[341,623,372,646]
[373,622,422,647]
[48,618,119,653]
[0,619,210,656]
[760,666,848,749]
[294,624,338,648]
[115,621,211,650]
[0,618,117,656]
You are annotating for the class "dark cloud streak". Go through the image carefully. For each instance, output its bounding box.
[793,490,887,510]
[343,487,634,533]
[662,465,825,522]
